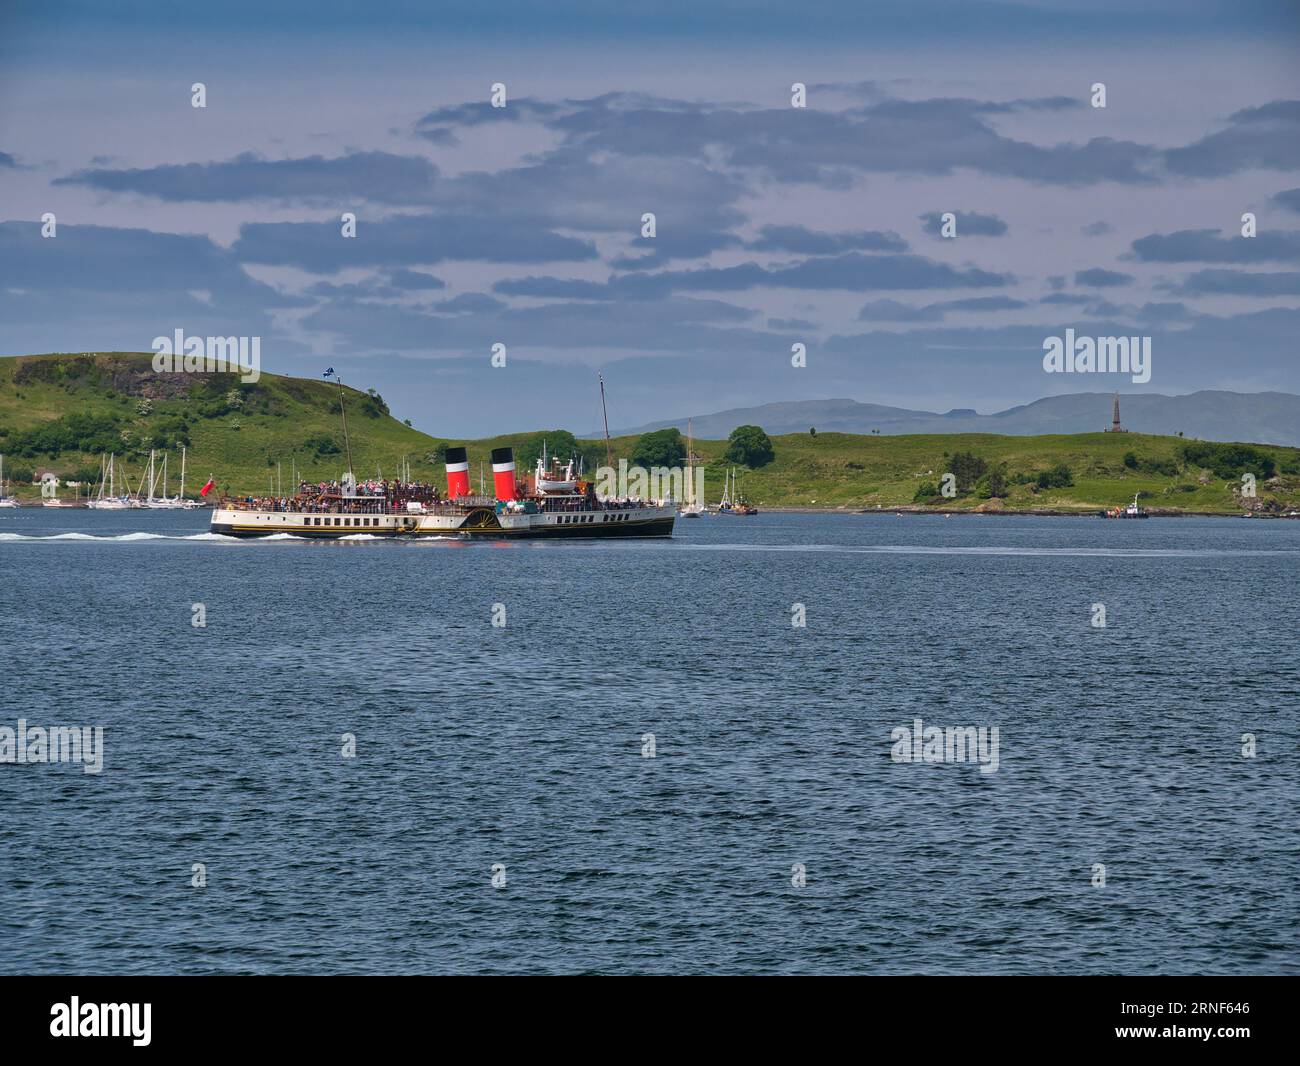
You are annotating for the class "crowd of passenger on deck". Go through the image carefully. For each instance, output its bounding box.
[221,477,657,513]
[225,478,449,514]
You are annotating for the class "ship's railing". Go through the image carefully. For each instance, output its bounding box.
[218,493,670,515]
[539,496,667,512]
[218,496,420,515]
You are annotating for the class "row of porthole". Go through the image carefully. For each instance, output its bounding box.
[556,513,632,524]
[304,515,390,527]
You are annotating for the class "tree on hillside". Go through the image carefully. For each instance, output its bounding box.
[519,430,581,473]
[947,451,987,494]
[725,424,775,468]
[1179,441,1275,480]
[1035,463,1074,489]
[977,465,1009,499]
[631,428,685,469]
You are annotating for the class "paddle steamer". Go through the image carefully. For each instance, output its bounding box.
[210,446,675,539]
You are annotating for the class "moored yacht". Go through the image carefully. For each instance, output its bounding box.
[679,420,706,517]
[87,453,131,509]
[717,467,757,515]
[0,455,19,507]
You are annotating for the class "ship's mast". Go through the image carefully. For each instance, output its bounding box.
[599,372,613,469]
[687,419,694,506]
[332,374,355,479]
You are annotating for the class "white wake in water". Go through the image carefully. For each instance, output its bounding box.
[1,530,245,543]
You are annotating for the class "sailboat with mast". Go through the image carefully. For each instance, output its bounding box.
[0,455,19,507]
[143,448,185,508]
[178,445,203,508]
[680,419,706,517]
[717,467,757,516]
[87,453,130,509]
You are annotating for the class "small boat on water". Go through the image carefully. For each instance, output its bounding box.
[717,467,757,515]
[87,453,132,509]
[0,455,19,507]
[533,444,579,494]
[141,448,186,508]
[1100,492,1149,519]
[679,420,706,517]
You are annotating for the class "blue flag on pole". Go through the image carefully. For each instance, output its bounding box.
[323,367,334,378]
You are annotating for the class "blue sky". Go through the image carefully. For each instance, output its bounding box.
[2,1,1299,436]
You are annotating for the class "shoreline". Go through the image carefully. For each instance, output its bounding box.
[3,501,1295,519]
[759,506,1289,518]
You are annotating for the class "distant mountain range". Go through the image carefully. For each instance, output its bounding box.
[603,391,1300,447]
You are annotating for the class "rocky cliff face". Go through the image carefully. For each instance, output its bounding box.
[13,353,203,400]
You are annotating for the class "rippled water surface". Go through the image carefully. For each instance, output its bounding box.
[1,508,1297,974]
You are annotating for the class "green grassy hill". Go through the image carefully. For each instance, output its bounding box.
[2,352,1298,513]
[710,430,1299,513]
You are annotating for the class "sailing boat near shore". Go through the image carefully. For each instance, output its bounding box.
[178,445,203,508]
[0,455,19,507]
[680,419,706,517]
[88,453,130,509]
[717,467,757,516]
[143,449,185,508]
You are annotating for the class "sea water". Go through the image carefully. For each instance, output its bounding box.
[0,508,1296,974]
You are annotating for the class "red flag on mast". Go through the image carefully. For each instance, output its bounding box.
[199,477,215,498]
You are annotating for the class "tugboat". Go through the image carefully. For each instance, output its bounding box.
[1100,492,1149,519]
